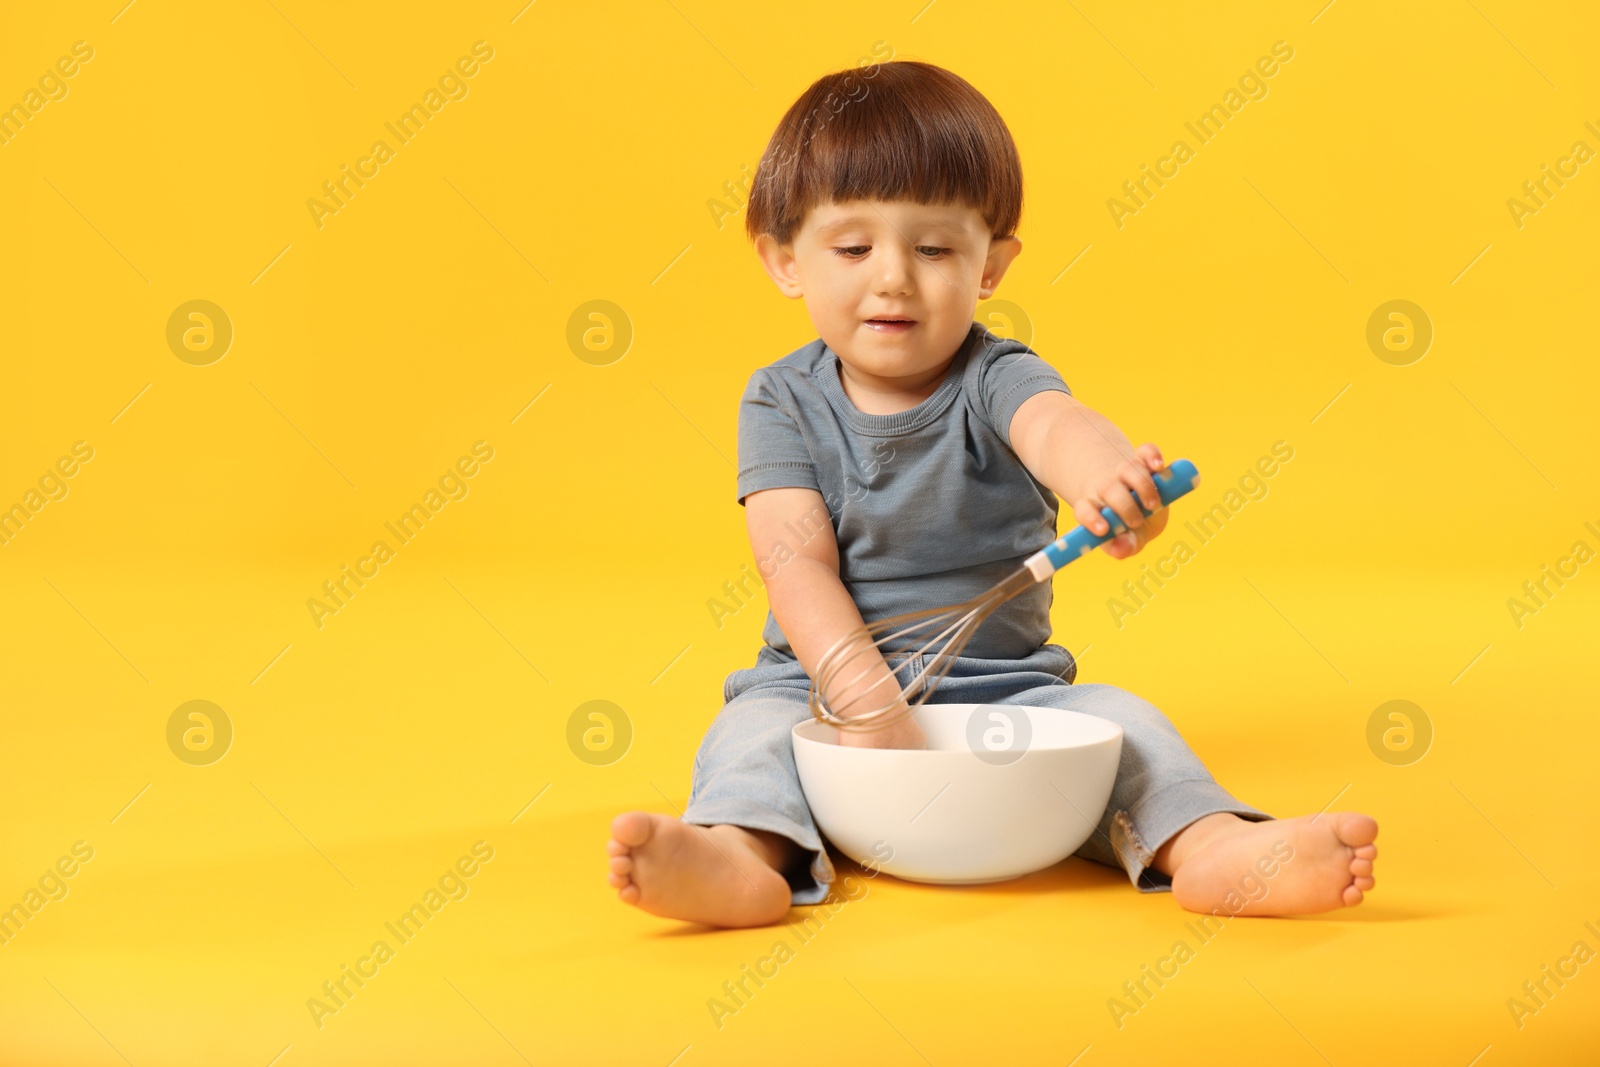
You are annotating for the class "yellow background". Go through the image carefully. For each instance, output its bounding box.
[2,0,1597,1063]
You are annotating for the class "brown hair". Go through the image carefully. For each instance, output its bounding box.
[744,60,1023,245]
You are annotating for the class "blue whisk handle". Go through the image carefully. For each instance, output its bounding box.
[1025,459,1201,579]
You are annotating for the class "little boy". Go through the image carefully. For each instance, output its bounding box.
[608,60,1377,928]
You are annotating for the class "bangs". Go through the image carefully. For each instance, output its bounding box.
[745,60,1023,245]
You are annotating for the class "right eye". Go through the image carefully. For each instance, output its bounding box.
[832,246,870,258]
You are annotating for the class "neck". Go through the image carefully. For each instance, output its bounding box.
[838,359,952,415]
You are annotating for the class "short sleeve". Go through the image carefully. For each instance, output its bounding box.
[973,344,1072,449]
[736,371,820,506]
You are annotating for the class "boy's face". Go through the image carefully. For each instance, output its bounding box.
[755,198,1023,390]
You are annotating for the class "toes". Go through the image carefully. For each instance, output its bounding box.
[1353,875,1375,891]
[610,855,633,876]
[611,811,656,848]
[606,838,628,857]
[618,883,641,905]
[1350,858,1373,877]
[607,872,629,889]
[1354,843,1377,861]
[1341,884,1365,907]
[1331,812,1378,849]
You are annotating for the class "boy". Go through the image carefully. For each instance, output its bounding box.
[608,60,1377,928]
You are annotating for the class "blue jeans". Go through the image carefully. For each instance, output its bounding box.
[682,642,1273,904]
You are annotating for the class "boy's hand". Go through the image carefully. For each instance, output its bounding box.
[836,696,927,750]
[1068,443,1169,561]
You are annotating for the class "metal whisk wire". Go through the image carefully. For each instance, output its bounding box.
[805,458,1203,733]
[808,565,1036,731]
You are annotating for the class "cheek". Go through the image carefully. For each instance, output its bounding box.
[818,278,863,315]
[917,296,970,336]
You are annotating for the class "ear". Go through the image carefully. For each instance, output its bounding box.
[754,233,805,299]
[979,236,1023,299]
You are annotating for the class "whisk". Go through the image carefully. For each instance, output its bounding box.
[808,458,1202,731]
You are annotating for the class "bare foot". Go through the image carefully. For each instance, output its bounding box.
[1166,811,1378,916]
[607,813,793,927]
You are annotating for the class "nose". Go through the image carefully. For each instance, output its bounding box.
[874,243,915,297]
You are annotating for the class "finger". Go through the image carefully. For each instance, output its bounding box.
[1100,530,1138,558]
[1101,473,1146,530]
[1073,497,1113,536]
[1135,442,1165,472]
[1122,457,1163,512]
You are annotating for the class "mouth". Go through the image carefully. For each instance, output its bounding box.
[865,317,917,333]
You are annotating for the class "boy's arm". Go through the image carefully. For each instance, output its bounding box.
[1007,390,1170,558]
[744,486,909,721]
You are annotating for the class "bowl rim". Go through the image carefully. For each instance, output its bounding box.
[791,702,1123,753]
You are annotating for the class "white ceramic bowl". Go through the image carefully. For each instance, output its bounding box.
[793,703,1122,885]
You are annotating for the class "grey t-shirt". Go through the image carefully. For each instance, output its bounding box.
[736,321,1072,661]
